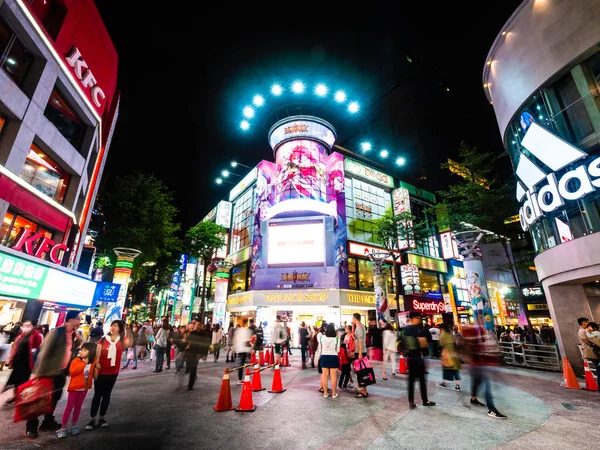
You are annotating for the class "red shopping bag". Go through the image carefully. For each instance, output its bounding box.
[170,345,175,360]
[13,377,54,423]
[368,347,383,361]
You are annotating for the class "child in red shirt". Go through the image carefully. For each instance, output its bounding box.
[338,339,351,390]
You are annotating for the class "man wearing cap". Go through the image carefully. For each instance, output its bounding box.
[25,310,82,440]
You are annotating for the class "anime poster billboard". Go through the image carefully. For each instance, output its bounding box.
[464,259,495,331]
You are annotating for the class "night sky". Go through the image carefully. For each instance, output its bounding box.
[95,1,522,230]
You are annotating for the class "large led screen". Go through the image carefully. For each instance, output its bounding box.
[267,220,325,268]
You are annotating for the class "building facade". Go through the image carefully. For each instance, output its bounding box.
[484,0,600,372]
[0,0,119,326]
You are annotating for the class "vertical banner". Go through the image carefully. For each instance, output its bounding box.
[392,187,414,249]
[328,152,349,289]
[107,248,141,334]
[213,279,228,326]
[374,267,390,326]
[463,259,495,331]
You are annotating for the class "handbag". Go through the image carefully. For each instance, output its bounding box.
[368,347,383,361]
[127,348,134,360]
[441,348,453,368]
[13,377,54,423]
[354,358,376,387]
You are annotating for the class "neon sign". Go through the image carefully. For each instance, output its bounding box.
[412,299,445,313]
[65,47,105,108]
[9,228,68,265]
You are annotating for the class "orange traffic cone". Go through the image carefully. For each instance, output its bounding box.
[398,352,408,374]
[258,350,265,366]
[563,356,582,390]
[281,348,290,367]
[269,346,275,365]
[251,364,265,391]
[235,369,256,412]
[583,360,599,391]
[264,348,271,366]
[213,368,235,412]
[269,359,286,393]
[250,351,257,365]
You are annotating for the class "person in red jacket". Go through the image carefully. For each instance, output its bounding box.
[2,320,43,405]
[55,343,96,438]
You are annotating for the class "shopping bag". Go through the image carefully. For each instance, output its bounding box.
[354,359,376,387]
[127,348,134,360]
[170,346,175,360]
[353,357,372,371]
[13,377,54,423]
[368,347,383,361]
[150,347,156,361]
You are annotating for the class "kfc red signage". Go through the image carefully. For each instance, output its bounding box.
[66,47,105,108]
[9,228,68,265]
[411,299,446,314]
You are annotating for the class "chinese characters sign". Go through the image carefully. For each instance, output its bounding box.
[0,252,48,299]
[344,158,394,188]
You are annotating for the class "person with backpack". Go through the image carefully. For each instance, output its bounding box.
[403,312,436,409]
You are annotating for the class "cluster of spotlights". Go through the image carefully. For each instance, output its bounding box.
[215,161,252,185]
[238,81,360,131]
[360,141,406,166]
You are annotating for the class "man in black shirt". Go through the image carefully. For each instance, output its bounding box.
[403,312,436,409]
[298,322,310,369]
[184,321,203,390]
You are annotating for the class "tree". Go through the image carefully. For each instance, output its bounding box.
[93,172,182,301]
[430,141,530,324]
[185,221,227,323]
[373,209,429,329]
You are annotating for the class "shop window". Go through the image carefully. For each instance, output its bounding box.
[19,143,71,204]
[230,188,254,254]
[348,257,358,289]
[0,211,53,248]
[350,258,393,292]
[0,14,34,86]
[229,264,248,293]
[419,270,440,294]
[0,211,15,244]
[44,88,85,149]
[554,74,595,143]
[410,200,440,258]
[29,0,67,41]
[346,179,392,245]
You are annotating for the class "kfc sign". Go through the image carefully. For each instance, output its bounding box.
[66,47,106,108]
[9,228,68,265]
[411,299,446,314]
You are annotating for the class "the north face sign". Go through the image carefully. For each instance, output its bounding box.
[516,123,599,231]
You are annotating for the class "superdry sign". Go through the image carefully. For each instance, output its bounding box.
[409,298,445,314]
[515,123,594,231]
[8,228,68,265]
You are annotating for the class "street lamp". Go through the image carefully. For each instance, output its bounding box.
[231,161,252,169]
[216,178,234,185]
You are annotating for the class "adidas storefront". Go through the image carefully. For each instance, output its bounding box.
[484,0,600,375]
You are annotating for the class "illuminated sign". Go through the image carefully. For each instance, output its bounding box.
[401,264,420,295]
[345,158,394,188]
[398,181,435,204]
[522,286,543,297]
[347,242,399,263]
[227,293,253,306]
[346,293,376,305]
[9,228,68,265]
[280,271,310,283]
[527,303,548,311]
[267,220,325,268]
[504,214,520,225]
[410,298,446,314]
[407,253,447,273]
[216,201,232,228]
[92,282,119,305]
[226,246,251,266]
[203,206,217,223]
[269,118,336,150]
[264,292,328,303]
[229,168,258,201]
[66,47,105,108]
[392,187,414,249]
[440,232,460,260]
[515,123,595,231]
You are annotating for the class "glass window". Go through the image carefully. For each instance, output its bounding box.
[229,264,248,293]
[346,178,392,245]
[29,0,67,41]
[0,212,15,245]
[0,211,53,248]
[554,74,595,143]
[410,199,440,257]
[419,270,440,293]
[19,144,71,203]
[0,15,34,86]
[44,89,85,149]
[230,188,254,254]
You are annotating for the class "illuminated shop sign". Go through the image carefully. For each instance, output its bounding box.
[392,187,414,249]
[9,228,68,265]
[92,282,119,305]
[66,47,105,108]
[522,286,543,297]
[411,298,446,314]
[347,242,399,263]
[216,201,232,228]
[227,293,253,306]
[515,123,596,231]
[264,292,328,303]
[269,118,336,150]
[280,271,310,283]
[440,232,460,260]
[401,264,420,295]
[398,181,435,204]
[229,168,258,201]
[226,246,251,266]
[407,253,447,273]
[345,158,394,189]
[203,207,217,223]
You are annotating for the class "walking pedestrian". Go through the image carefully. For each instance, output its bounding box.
[173,325,186,373]
[403,312,436,409]
[3,320,43,405]
[153,320,169,373]
[24,311,81,439]
[437,323,462,391]
[199,324,211,362]
[352,313,370,399]
[122,324,138,370]
[85,320,126,430]
[88,321,103,344]
[226,322,235,363]
[184,321,202,390]
[382,323,397,380]
[234,323,252,385]
[272,317,287,359]
[343,325,357,390]
[212,324,223,362]
[165,324,174,370]
[318,324,340,399]
[55,343,96,438]
[463,316,506,419]
[298,321,310,369]
[429,323,441,358]
[137,322,148,361]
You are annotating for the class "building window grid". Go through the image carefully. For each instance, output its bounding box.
[410,199,440,258]
[0,14,34,87]
[230,188,254,254]
[346,178,392,245]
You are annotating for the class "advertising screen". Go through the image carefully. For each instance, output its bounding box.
[267,220,325,268]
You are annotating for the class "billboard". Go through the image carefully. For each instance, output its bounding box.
[345,158,394,189]
[267,220,325,268]
[269,118,336,150]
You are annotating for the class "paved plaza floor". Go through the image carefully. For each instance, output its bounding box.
[0,354,598,450]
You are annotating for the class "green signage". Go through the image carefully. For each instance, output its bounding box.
[399,181,436,204]
[0,251,49,299]
[344,157,394,188]
[407,253,447,273]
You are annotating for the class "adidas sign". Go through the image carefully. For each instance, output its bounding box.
[516,123,598,231]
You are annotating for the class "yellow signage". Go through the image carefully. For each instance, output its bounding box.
[264,293,328,303]
[347,293,377,305]
[527,303,549,311]
[227,294,252,305]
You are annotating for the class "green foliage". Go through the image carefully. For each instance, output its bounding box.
[373,209,429,258]
[186,221,227,265]
[94,171,182,280]
[432,142,517,237]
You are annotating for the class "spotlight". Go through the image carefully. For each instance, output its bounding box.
[315,83,328,97]
[380,149,389,158]
[221,170,230,177]
[252,95,264,107]
[240,120,250,130]
[216,178,223,185]
[360,142,372,152]
[242,106,254,119]
[271,84,283,96]
[396,157,406,166]
[231,161,238,167]
[348,101,360,114]
[334,90,347,103]
[291,81,305,94]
